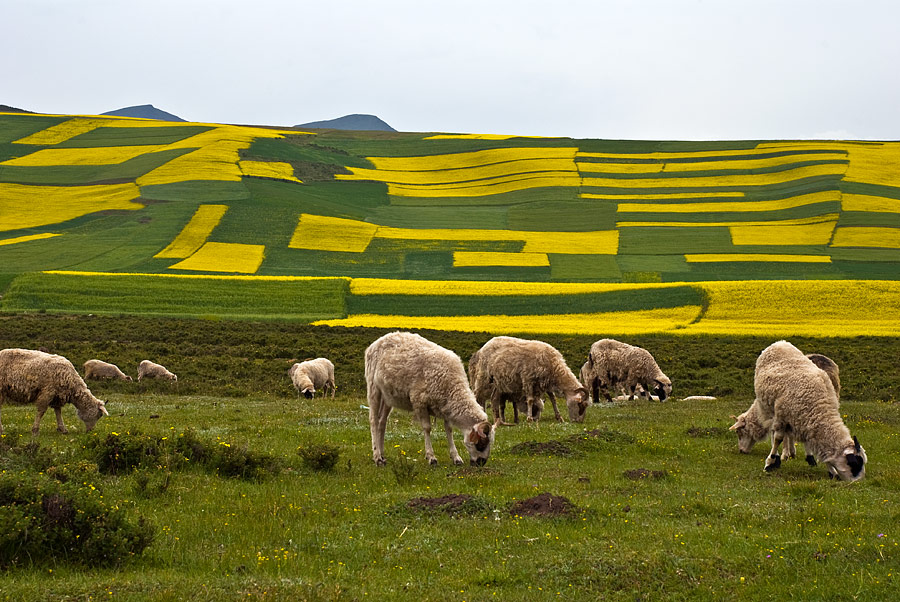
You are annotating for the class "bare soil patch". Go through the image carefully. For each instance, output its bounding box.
[510,493,578,518]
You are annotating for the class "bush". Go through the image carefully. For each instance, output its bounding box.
[0,472,154,568]
[298,444,340,472]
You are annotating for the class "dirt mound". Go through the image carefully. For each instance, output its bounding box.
[623,468,667,481]
[509,428,635,457]
[510,493,577,518]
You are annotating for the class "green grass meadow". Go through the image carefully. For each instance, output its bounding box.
[1,315,899,601]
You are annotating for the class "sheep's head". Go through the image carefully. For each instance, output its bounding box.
[653,377,672,401]
[78,398,109,432]
[826,436,867,481]
[729,410,768,454]
[303,388,314,399]
[464,421,495,466]
[124,375,133,382]
[169,373,178,382]
[566,387,589,423]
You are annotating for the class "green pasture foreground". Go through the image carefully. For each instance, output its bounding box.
[0,392,897,601]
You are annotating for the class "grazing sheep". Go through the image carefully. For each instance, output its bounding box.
[0,348,109,436]
[730,351,840,454]
[137,360,177,382]
[83,359,133,382]
[365,332,495,466]
[289,358,336,399]
[470,336,588,424]
[588,339,672,402]
[469,349,541,423]
[754,341,865,481]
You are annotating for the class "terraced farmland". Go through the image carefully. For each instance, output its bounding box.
[2,111,899,334]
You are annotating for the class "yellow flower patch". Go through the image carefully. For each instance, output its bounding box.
[288,214,379,253]
[424,134,551,140]
[13,118,111,145]
[583,192,744,201]
[577,153,846,176]
[0,233,61,246]
[312,306,701,335]
[842,194,900,213]
[583,163,847,190]
[45,270,347,283]
[0,183,142,232]
[831,227,900,248]
[350,278,681,296]
[340,157,578,185]
[684,280,900,337]
[238,160,302,183]
[365,147,578,171]
[2,145,169,166]
[729,217,838,246]
[618,214,839,228]
[385,174,582,197]
[685,254,831,263]
[167,242,266,274]
[154,204,229,259]
[617,190,840,214]
[577,145,842,161]
[452,252,550,267]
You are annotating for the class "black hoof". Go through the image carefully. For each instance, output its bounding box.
[429,458,438,466]
[806,454,817,466]
[765,454,781,472]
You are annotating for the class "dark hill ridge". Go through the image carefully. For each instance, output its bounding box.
[296,113,395,132]
[0,104,33,113]
[101,104,185,122]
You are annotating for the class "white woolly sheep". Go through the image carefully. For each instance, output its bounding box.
[137,360,177,382]
[754,341,865,481]
[0,348,109,435]
[587,339,672,403]
[84,359,133,382]
[365,332,495,466]
[730,351,840,455]
[469,349,542,424]
[469,336,588,424]
[289,358,336,399]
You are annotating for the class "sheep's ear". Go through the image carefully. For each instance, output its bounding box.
[99,401,109,416]
[853,435,861,453]
[729,417,743,431]
[588,354,594,367]
[481,422,492,437]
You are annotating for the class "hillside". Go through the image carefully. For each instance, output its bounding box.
[1,110,899,335]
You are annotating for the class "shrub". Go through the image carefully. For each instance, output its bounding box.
[298,444,341,472]
[0,472,154,568]
[211,441,283,480]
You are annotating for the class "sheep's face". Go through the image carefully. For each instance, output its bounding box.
[124,375,133,382]
[303,388,314,399]
[79,399,109,432]
[827,437,867,481]
[168,373,177,382]
[465,421,495,466]
[653,378,672,401]
[730,411,767,454]
[566,388,589,423]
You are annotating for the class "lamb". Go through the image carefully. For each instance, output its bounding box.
[469,336,588,424]
[365,332,495,466]
[137,360,177,382]
[289,358,336,399]
[83,359,133,382]
[0,348,109,436]
[587,339,671,402]
[753,340,865,480]
[730,351,840,454]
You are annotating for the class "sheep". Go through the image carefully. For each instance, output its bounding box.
[137,360,177,382]
[753,341,865,481]
[365,331,495,466]
[83,359,133,382]
[588,339,672,402]
[469,348,541,423]
[289,358,336,399]
[469,336,588,424]
[730,351,840,454]
[0,348,109,436]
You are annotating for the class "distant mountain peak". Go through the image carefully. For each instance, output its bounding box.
[0,104,33,113]
[101,104,185,122]
[296,114,395,132]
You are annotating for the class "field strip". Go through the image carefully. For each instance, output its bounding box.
[616,190,841,213]
[684,254,832,263]
[386,174,582,197]
[831,227,900,248]
[1,145,170,166]
[842,193,900,213]
[348,278,687,296]
[154,204,229,259]
[288,214,619,254]
[42,270,348,282]
[311,306,702,335]
[365,147,578,171]
[583,192,744,200]
[339,158,578,185]
[238,160,302,183]
[0,182,142,232]
[167,242,266,274]
[0,233,61,246]
[452,252,550,267]
[577,145,848,160]
[577,153,847,174]
[617,213,839,228]
[583,163,847,189]
[730,219,837,245]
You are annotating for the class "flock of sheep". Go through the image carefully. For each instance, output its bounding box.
[0,332,867,481]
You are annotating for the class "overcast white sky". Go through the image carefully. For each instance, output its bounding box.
[3,0,899,140]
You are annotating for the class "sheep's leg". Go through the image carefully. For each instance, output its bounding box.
[764,429,784,472]
[490,391,507,425]
[546,391,562,422]
[53,406,69,434]
[444,420,463,465]
[601,381,614,403]
[31,406,48,436]
[510,396,519,424]
[783,432,796,460]
[417,409,438,465]
[368,388,390,465]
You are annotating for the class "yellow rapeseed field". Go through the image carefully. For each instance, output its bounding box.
[12,118,113,145]
[288,214,379,253]
[583,163,847,190]
[167,242,266,274]
[617,190,840,214]
[340,158,578,185]
[384,174,582,197]
[44,270,347,283]
[729,217,838,246]
[0,233,61,246]
[841,193,900,213]
[364,147,578,171]
[452,252,550,267]
[0,183,142,232]
[349,278,683,296]
[1,145,169,166]
[154,204,229,259]
[238,160,302,183]
[831,227,900,249]
[684,254,831,263]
